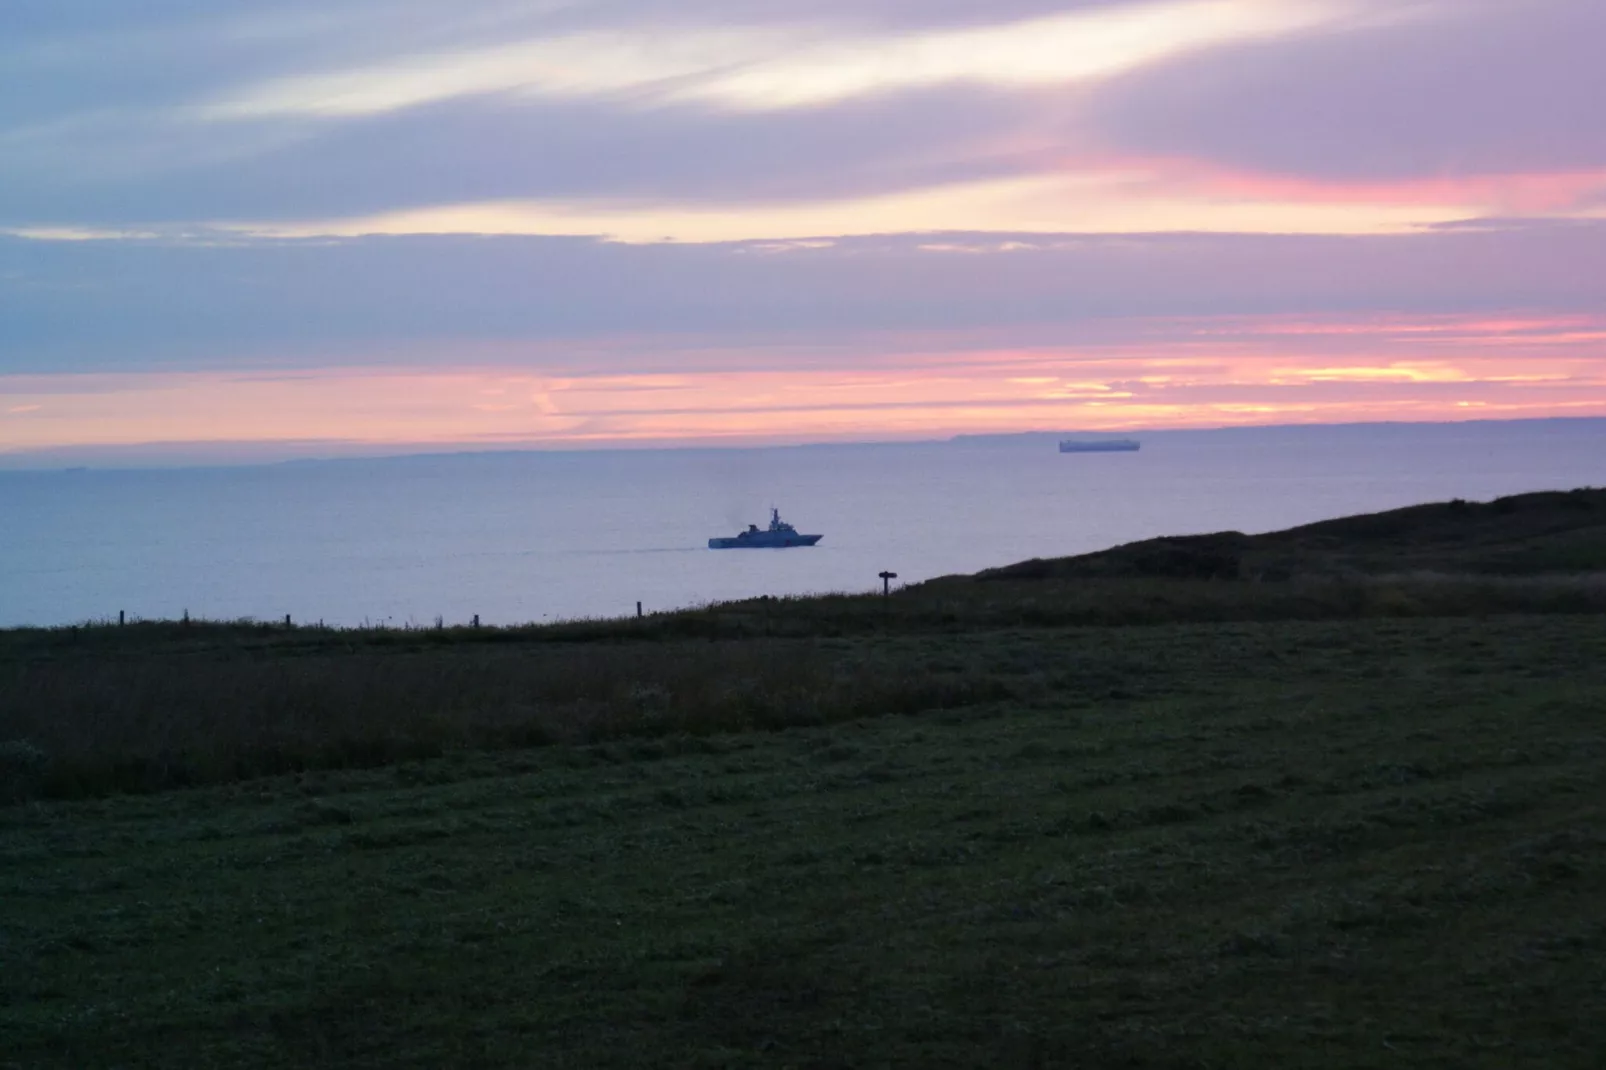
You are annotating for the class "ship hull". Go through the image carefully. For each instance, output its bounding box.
[708,534,823,549]
[1060,440,1140,453]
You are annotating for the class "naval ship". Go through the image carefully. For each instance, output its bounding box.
[1060,438,1140,453]
[708,508,823,549]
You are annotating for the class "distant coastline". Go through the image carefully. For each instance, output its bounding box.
[948,414,1606,447]
[4,415,1606,473]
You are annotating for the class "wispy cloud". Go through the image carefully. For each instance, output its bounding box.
[6,226,1605,377]
[230,170,1496,243]
[200,0,1353,120]
[1087,0,1606,181]
[5,311,1603,458]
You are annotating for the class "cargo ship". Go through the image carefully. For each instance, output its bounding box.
[1059,438,1140,453]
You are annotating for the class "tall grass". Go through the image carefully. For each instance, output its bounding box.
[0,638,1007,802]
[5,571,1605,802]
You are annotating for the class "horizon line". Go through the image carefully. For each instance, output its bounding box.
[3,413,1605,474]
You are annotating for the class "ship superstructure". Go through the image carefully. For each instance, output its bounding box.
[708,508,823,549]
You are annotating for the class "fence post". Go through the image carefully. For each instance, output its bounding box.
[118,610,125,627]
[637,601,643,619]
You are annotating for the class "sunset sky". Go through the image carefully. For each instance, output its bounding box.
[3,0,1604,463]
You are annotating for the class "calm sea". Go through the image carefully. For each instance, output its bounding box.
[3,420,1604,629]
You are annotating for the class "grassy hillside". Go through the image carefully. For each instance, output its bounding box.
[4,615,1604,1068]
[5,490,1606,1066]
[974,487,1606,581]
[5,572,1606,803]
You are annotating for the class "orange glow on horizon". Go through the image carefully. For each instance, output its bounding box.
[4,313,1605,458]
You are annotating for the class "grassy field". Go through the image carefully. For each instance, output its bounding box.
[5,571,1606,802]
[5,490,1605,1066]
[4,614,1605,1067]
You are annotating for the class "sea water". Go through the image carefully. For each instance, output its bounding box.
[3,420,1604,628]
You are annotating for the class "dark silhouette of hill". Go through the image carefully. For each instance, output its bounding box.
[975,488,1606,581]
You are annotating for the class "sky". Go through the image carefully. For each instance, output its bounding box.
[2,0,1604,463]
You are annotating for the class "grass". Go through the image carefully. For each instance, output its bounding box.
[3,615,1604,1067]
[5,488,1606,1065]
[5,570,1606,801]
[977,487,1606,580]
[0,629,1018,801]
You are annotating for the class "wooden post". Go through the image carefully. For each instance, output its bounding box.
[879,571,898,597]
[118,610,125,627]
[637,601,643,619]
[285,614,292,627]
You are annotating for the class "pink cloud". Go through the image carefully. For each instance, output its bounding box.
[5,311,1604,460]
[1115,156,1606,216]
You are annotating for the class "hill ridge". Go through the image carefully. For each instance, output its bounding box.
[972,487,1606,582]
